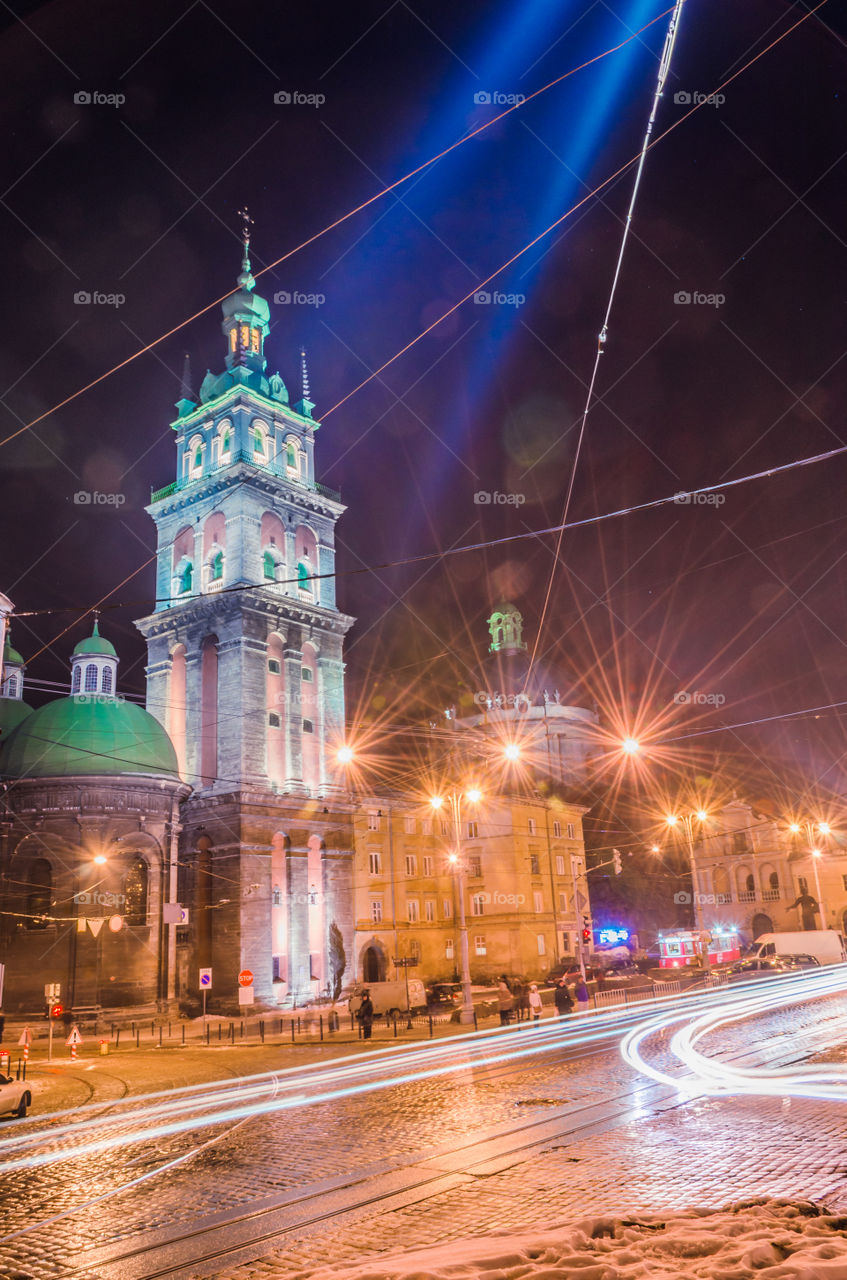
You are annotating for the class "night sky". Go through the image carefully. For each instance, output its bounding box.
[1,0,846,807]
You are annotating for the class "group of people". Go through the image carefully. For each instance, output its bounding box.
[496,974,591,1025]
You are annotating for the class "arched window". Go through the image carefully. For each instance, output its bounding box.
[194,446,202,470]
[297,561,310,592]
[72,666,81,694]
[180,562,193,594]
[769,871,779,890]
[250,329,260,354]
[124,858,148,926]
[303,719,314,734]
[268,712,281,727]
[745,873,755,893]
[286,442,297,470]
[263,550,277,581]
[101,666,113,694]
[210,550,223,582]
[301,667,313,683]
[253,429,266,459]
[26,859,51,929]
[84,664,98,692]
[221,428,231,458]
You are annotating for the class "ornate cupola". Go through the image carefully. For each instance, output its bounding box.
[221,207,270,376]
[1,632,26,700]
[70,617,119,698]
[488,601,526,655]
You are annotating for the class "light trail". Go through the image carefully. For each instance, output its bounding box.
[622,967,847,1102]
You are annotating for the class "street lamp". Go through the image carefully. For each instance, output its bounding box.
[665,808,709,934]
[335,745,354,766]
[622,737,640,756]
[430,788,481,1026]
[788,820,831,931]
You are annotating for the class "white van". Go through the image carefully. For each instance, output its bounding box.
[751,931,846,965]
[345,979,427,1017]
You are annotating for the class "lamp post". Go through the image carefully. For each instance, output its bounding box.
[665,809,709,935]
[431,788,481,1026]
[788,821,831,931]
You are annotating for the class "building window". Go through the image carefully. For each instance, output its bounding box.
[297,561,311,592]
[533,890,543,913]
[443,899,452,920]
[84,663,98,692]
[408,939,421,962]
[404,815,416,835]
[528,818,537,835]
[101,666,113,695]
[268,712,281,728]
[471,893,485,916]
[302,720,314,733]
[446,938,454,959]
[566,822,575,839]
[368,811,380,832]
[468,855,482,878]
[272,885,282,906]
[368,851,381,875]
[287,442,297,470]
[25,859,51,930]
[221,428,231,458]
[407,900,420,923]
[530,854,540,875]
[71,665,81,694]
[537,934,546,956]
[210,550,223,582]
[425,900,436,922]
[263,551,277,581]
[371,899,383,923]
[769,871,779,890]
[421,818,432,836]
[253,429,266,458]
[474,935,486,956]
[405,854,417,876]
[467,821,479,839]
[798,876,809,895]
[440,821,449,837]
[559,891,568,912]
[302,667,313,682]
[553,820,562,838]
[556,855,565,875]
[745,873,755,893]
[732,831,751,854]
[124,858,148,926]
[180,562,193,594]
[422,855,433,877]
[268,658,281,674]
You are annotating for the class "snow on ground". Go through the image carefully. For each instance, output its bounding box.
[305,1200,847,1280]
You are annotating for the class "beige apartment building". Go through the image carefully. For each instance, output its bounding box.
[351,792,590,986]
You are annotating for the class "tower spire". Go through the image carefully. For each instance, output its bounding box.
[175,351,196,418]
[294,345,315,419]
[237,206,255,289]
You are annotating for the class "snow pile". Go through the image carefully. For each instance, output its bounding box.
[306,1199,847,1280]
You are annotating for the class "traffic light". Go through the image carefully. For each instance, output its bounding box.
[613,849,622,875]
[50,1004,63,1018]
[581,926,591,943]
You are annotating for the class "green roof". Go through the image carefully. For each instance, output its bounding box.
[0,697,32,742]
[0,696,180,781]
[72,619,117,658]
[3,634,24,667]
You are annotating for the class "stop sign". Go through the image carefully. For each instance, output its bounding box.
[238,969,254,987]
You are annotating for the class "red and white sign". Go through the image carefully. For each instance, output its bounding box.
[238,969,254,987]
[66,1026,83,1047]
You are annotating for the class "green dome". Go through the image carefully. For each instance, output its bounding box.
[3,635,24,667]
[72,619,117,658]
[0,696,179,780]
[0,697,32,742]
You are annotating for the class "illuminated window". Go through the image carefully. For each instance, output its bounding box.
[101,666,113,695]
[528,818,537,835]
[371,899,382,923]
[556,855,565,875]
[254,430,265,458]
[71,666,81,694]
[471,893,484,916]
[533,890,543,913]
[210,550,223,581]
[84,664,98,692]
[287,442,297,470]
[368,851,381,874]
[567,822,575,839]
[425,900,435,922]
[474,935,486,956]
[407,900,419,923]
[250,329,260,353]
[422,855,433,877]
[442,899,452,920]
[530,854,540,875]
[240,323,249,348]
[263,551,276,580]
[468,855,482,878]
[467,821,478,839]
[124,859,148,926]
[180,563,193,594]
[405,854,417,876]
[537,934,546,956]
[194,446,202,470]
[229,329,237,352]
[404,815,416,835]
[445,938,454,959]
[553,821,562,838]
[367,812,380,832]
[221,428,231,457]
[297,561,310,592]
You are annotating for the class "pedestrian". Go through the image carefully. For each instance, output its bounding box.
[514,981,530,1023]
[574,976,590,1012]
[554,978,573,1019]
[357,989,375,1040]
[497,975,514,1026]
[528,983,543,1023]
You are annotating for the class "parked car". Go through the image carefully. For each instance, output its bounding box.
[427,983,462,1009]
[0,1074,31,1118]
[721,957,809,982]
[542,963,582,987]
[780,953,822,969]
[597,959,641,982]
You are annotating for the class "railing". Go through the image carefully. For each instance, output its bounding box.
[738,890,756,903]
[150,449,341,503]
[762,888,780,902]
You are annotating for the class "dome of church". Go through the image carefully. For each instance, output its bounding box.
[221,278,271,327]
[0,696,32,743]
[0,695,180,780]
[72,619,117,658]
[477,601,578,709]
[3,635,24,668]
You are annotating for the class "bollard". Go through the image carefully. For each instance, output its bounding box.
[115,1029,121,1050]
[297,1017,301,1034]
[151,1021,155,1036]
[429,1015,433,1038]
[182,1025,185,1046]
[473,1009,478,1031]
[131,1021,136,1035]
[230,1022,234,1044]
[218,1023,222,1042]
[240,1020,244,1038]
[168,1021,172,1038]
[393,1013,398,1038]
[158,1026,163,1048]
[290,1020,295,1044]
[260,1020,265,1044]
[319,1014,323,1042]
[206,1023,210,1046]
[136,1028,140,1049]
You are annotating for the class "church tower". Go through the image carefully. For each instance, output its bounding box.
[136,216,355,1008]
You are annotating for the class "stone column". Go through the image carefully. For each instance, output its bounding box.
[286,848,309,1000]
[183,647,203,788]
[283,646,305,791]
[318,652,346,797]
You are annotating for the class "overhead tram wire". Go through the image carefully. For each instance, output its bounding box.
[0,9,676,455]
[526,0,688,692]
[12,440,847,619]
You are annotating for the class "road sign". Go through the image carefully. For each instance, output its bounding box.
[50,1004,63,1018]
[238,969,254,987]
[393,957,419,967]
[238,986,255,1006]
[44,982,60,1001]
[17,1028,32,1047]
[66,1026,83,1046]
[162,903,189,925]
[199,968,212,989]
[87,917,105,938]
